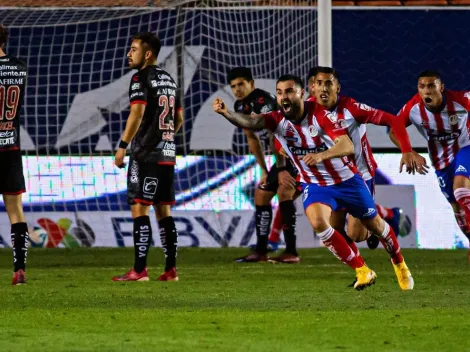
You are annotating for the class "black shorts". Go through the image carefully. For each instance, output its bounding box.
[258,160,298,193]
[0,150,26,195]
[127,158,176,206]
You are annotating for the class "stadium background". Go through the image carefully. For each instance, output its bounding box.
[0,3,468,249]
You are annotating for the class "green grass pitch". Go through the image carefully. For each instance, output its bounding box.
[0,248,469,352]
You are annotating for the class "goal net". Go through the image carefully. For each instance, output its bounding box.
[0,1,317,248]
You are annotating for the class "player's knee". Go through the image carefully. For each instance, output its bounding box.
[453,175,470,190]
[277,184,295,201]
[361,215,384,235]
[309,216,330,233]
[254,187,274,206]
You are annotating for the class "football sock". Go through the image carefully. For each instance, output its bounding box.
[255,205,272,255]
[338,229,365,266]
[374,220,404,264]
[453,210,470,240]
[317,227,363,269]
[279,200,297,255]
[268,207,282,244]
[133,216,152,273]
[158,216,178,272]
[455,188,470,230]
[11,222,28,272]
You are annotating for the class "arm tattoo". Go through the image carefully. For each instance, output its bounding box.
[224,110,265,130]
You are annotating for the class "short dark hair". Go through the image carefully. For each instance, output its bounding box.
[276,74,304,89]
[0,25,8,48]
[227,67,253,84]
[132,32,161,58]
[418,69,441,80]
[307,67,318,81]
[316,66,339,80]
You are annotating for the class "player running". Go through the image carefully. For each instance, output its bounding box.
[228,67,300,263]
[391,70,470,258]
[0,25,30,285]
[112,32,183,282]
[214,74,414,290]
[311,67,423,274]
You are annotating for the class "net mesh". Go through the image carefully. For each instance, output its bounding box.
[0,1,317,215]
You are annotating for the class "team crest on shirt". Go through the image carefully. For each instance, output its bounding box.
[308,125,318,137]
[338,119,347,128]
[464,92,470,99]
[325,112,337,123]
[449,114,459,125]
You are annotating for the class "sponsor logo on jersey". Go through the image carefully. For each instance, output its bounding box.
[151,80,177,88]
[143,177,158,195]
[449,114,459,125]
[288,144,327,155]
[308,125,318,137]
[427,130,460,141]
[325,112,337,123]
[130,91,144,99]
[131,83,140,90]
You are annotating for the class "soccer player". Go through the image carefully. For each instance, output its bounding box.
[228,67,300,263]
[391,70,470,257]
[313,67,426,264]
[310,67,414,248]
[0,25,29,285]
[112,32,183,282]
[213,74,414,290]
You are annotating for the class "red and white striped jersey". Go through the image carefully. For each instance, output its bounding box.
[264,100,357,186]
[331,96,382,181]
[398,90,470,170]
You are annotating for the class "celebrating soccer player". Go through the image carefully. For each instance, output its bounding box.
[228,67,300,263]
[0,25,30,285]
[214,75,414,290]
[112,32,183,282]
[309,67,415,248]
[391,70,470,259]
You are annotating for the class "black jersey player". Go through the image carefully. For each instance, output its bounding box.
[228,67,300,263]
[112,32,183,282]
[0,25,29,285]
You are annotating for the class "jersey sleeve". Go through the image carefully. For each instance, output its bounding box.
[453,91,470,111]
[263,111,282,132]
[345,99,385,125]
[129,72,148,106]
[396,99,415,127]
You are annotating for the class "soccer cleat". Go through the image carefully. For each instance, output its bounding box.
[392,260,414,290]
[234,252,268,263]
[157,267,179,281]
[268,252,300,264]
[366,234,379,249]
[12,269,27,285]
[248,240,279,252]
[353,265,377,291]
[112,268,149,281]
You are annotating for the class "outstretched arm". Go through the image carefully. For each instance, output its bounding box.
[213,97,266,130]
